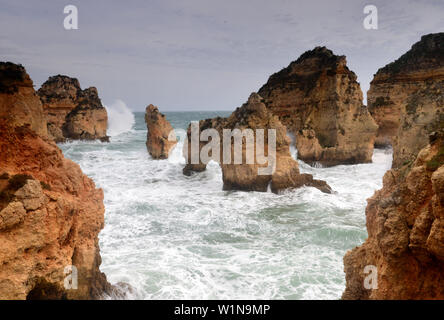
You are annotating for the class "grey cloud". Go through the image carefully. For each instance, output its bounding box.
[0,0,443,111]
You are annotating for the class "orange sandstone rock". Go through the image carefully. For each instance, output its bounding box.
[0,62,47,138]
[145,104,177,159]
[258,47,377,167]
[38,75,109,142]
[183,93,332,194]
[342,131,444,299]
[0,63,116,300]
[368,33,444,154]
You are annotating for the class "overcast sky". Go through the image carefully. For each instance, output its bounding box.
[1,0,443,111]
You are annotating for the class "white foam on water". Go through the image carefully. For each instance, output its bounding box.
[59,113,393,300]
[105,99,135,137]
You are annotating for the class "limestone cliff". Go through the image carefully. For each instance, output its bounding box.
[145,104,177,159]
[0,63,116,299]
[183,93,332,194]
[0,62,47,138]
[368,33,444,152]
[342,130,444,299]
[258,47,377,167]
[38,75,109,142]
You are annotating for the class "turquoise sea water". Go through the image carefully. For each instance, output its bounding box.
[59,110,392,299]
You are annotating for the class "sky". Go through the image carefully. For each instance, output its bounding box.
[0,0,443,111]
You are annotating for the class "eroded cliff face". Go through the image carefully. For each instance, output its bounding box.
[258,47,377,167]
[183,93,332,194]
[0,62,47,138]
[145,104,177,159]
[0,63,115,299]
[38,75,109,142]
[342,130,444,299]
[368,33,444,152]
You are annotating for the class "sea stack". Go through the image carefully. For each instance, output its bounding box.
[145,104,177,159]
[258,47,378,167]
[183,93,332,194]
[368,33,444,167]
[37,75,109,142]
[0,63,115,299]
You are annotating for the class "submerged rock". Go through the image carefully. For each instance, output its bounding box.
[258,47,377,167]
[145,104,177,159]
[368,33,444,167]
[0,63,116,299]
[183,93,332,194]
[38,75,109,142]
[343,130,444,299]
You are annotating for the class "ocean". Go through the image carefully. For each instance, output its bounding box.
[59,108,392,300]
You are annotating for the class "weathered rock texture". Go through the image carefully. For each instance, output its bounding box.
[0,63,115,299]
[0,62,47,138]
[368,33,444,153]
[183,93,332,194]
[258,47,377,167]
[342,130,444,299]
[145,104,177,159]
[38,75,109,142]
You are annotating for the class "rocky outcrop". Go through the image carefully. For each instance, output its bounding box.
[38,75,109,142]
[342,130,444,299]
[183,93,332,194]
[258,47,377,167]
[0,62,47,138]
[145,104,177,159]
[368,33,444,151]
[0,63,116,299]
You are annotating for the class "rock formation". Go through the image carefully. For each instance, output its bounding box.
[145,104,177,159]
[342,130,444,299]
[0,62,47,137]
[38,75,109,142]
[258,47,378,167]
[368,33,444,152]
[0,63,116,299]
[183,93,332,194]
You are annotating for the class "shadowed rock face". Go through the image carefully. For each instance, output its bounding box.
[258,47,377,167]
[368,33,444,153]
[183,93,332,194]
[38,75,109,142]
[0,63,118,300]
[343,131,444,299]
[0,62,47,138]
[145,104,177,159]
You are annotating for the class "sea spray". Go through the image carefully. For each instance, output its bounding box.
[59,112,392,299]
[105,99,135,136]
